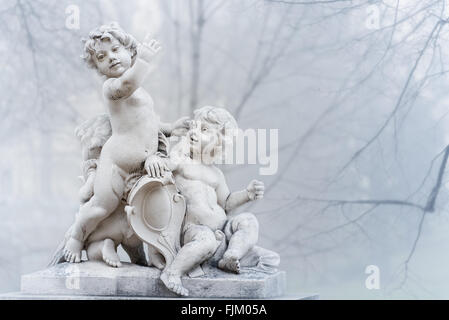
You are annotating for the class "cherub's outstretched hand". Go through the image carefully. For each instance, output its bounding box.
[145,154,168,178]
[137,34,162,63]
[246,179,264,201]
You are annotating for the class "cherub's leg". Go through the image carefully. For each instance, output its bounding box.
[160,225,219,296]
[219,212,259,274]
[79,167,96,204]
[64,158,124,263]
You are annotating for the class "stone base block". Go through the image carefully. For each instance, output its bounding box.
[0,292,319,300]
[19,261,287,299]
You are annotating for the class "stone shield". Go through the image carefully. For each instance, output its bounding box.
[126,174,186,268]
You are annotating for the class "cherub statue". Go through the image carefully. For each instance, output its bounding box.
[49,114,170,268]
[148,106,280,296]
[59,22,188,265]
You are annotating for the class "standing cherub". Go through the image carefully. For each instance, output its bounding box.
[62,22,187,264]
[147,106,279,296]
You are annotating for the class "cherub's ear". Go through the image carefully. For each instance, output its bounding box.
[221,126,236,146]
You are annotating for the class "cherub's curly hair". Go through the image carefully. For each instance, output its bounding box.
[193,106,238,133]
[81,22,138,69]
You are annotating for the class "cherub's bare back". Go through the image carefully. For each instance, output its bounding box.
[174,163,227,231]
[102,87,160,172]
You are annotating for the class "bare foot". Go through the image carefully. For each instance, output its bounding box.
[160,270,189,296]
[64,237,83,263]
[102,239,122,268]
[218,251,241,274]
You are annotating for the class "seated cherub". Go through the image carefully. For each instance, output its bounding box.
[147,106,272,296]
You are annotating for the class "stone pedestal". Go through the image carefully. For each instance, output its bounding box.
[17,261,288,299]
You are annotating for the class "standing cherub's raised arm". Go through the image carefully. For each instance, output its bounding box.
[104,36,161,100]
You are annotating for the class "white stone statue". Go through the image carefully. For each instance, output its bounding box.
[48,23,281,299]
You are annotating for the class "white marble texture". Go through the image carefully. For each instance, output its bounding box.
[20,261,286,299]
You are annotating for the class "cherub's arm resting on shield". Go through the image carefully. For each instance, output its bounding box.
[144,155,179,178]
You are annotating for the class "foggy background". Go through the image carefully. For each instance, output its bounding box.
[2,0,449,299]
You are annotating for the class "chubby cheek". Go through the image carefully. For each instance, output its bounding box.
[95,61,109,75]
[119,52,132,68]
[201,133,217,149]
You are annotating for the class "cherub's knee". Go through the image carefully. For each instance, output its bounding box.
[85,192,119,217]
[232,212,259,232]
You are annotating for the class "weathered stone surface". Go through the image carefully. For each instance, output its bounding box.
[0,293,319,300]
[19,261,287,298]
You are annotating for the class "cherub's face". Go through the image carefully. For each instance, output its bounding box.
[188,120,221,158]
[92,37,132,78]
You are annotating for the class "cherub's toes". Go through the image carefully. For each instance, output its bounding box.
[232,259,241,273]
[180,287,189,297]
[173,285,181,295]
[235,262,241,273]
[75,254,81,263]
[174,284,187,296]
[167,281,175,290]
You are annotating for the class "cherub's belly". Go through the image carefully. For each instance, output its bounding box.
[185,204,227,231]
[176,177,227,231]
[102,130,159,172]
